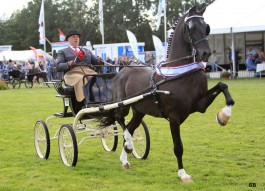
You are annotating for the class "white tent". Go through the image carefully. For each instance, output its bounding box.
[204,0,265,34]
[0,49,52,62]
[204,0,265,78]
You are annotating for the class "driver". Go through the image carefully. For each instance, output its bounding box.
[56,29,102,104]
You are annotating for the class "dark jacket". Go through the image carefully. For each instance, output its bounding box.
[56,47,99,72]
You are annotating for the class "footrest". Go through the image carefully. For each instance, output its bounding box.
[54,112,74,118]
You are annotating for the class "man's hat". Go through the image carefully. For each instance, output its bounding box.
[65,29,81,41]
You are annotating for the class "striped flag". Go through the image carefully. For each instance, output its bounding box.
[38,0,45,45]
[58,28,66,41]
[156,0,166,30]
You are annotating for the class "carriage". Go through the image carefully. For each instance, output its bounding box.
[34,6,235,183]
[33,70,165,166]
[6,68,49,89]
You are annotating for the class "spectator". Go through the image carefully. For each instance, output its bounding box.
[145,52,154,66]
[254,52,265,65]
[38,61,46,72]
[208,50,218,72]
[246,46,256,56]
[1,62,9,80]
[0,61,3,78]
[7,59,14,71]
[245,54,256,71]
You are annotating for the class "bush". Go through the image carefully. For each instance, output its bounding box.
[0,78,8,90]
[221,71,231,78]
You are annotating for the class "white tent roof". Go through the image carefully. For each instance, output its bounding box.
[204,0,265,34]
[0,49,52,62]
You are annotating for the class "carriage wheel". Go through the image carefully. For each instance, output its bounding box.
[132,120,150,159]
[101,126,118,152]
[34,120,50,159]
[25,80,33,88]
[58,124,78,167]
[12,79,21,89]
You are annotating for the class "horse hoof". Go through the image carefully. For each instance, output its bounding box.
[216,111,229,126]
[121,163,131,169]
[181,177,193,183]
[124,146,133,153]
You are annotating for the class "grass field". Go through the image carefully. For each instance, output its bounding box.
[0,78,264,191]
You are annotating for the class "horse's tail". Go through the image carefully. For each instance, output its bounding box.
[100,109,116,127]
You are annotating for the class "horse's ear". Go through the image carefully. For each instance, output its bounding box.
[198,6,206,15]
[206,24,210,36]
[188,6,197,15]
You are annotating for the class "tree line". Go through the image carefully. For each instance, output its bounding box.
[0,0,213,52]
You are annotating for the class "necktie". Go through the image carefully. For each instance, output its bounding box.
[74,48,79,55]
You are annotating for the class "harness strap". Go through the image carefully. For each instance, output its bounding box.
[151,72,168,119]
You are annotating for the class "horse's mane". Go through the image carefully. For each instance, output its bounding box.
[166,17,181,59]
[166,12,188,59]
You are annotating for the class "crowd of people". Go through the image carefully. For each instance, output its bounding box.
[206,47,265,73]
[245,47,265,71]
[0,58,58,81]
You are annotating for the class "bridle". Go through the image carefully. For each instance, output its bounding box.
[159,15,209,67]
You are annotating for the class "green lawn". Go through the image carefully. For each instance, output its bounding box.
[0,78,264,191]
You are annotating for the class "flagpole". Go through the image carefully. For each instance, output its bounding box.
[164,0,167,56]
[102,10,104,44]
[43,0,46,52]
[99,0,104,44]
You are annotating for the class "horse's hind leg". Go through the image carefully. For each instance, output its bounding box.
[196,82,235,126]
[169,118,193,183]
[120,109,145,169]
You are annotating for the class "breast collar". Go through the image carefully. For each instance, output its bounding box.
[155,62,206,77]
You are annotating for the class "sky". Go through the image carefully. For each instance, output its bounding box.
[0,0,93,18]
[0,0,32,18]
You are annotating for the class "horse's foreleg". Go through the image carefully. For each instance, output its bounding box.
[170,119,193,183]
[216,82,235,126]
[196,82,235,126]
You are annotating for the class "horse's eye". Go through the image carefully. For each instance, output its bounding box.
[206,24,210,36]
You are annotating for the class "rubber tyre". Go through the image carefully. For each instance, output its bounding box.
[132,120,150,159]
[34,120,50,159]
[58,124,78,167]
[12,79,21,89]
[25,80,33,88]
[101,126,118,152]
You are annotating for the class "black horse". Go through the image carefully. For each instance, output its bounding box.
[100,6,235,182]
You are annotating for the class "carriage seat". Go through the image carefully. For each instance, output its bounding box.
[57,84,75,96]
[50,80,81,118]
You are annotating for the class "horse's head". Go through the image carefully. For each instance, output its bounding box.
[167,6,211,65]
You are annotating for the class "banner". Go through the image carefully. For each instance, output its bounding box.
[58,28,66,42]
[156,0,165,30]
[38,0,45,45]
[152,35,166,64]
[126,30,139,59]
[30,46,38,59]
[99,0,104,36]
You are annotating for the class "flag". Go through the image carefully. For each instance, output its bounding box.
[156,0,166,30]
[126,30,139,59]
[99,0,104,36]
[30,46,38,59]
[38,0,45,45]
[152,35,166,64]
[58,28,66,41]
